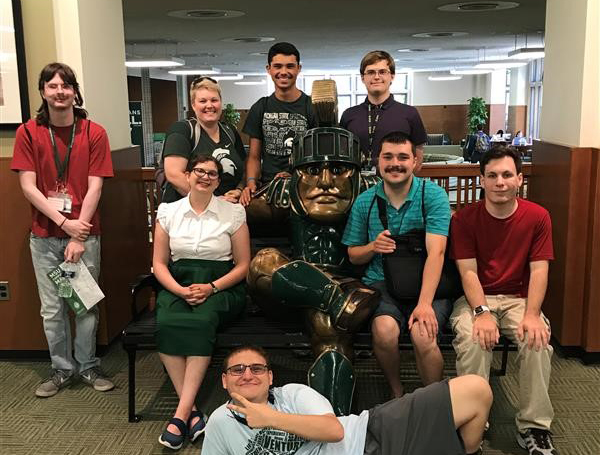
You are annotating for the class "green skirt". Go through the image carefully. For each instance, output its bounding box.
[156,258,246,356]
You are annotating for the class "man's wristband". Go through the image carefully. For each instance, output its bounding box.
[246,177,257,184]
[473,305,490,317]
[59,217,67,228]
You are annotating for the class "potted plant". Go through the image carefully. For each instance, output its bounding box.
[467,97,488,133]
[223,103,241,127]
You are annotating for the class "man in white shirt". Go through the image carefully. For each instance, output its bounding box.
[202,346,492,455]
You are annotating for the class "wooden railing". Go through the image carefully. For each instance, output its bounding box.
[141,163,532,239]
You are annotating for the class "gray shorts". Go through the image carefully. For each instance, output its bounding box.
[364,380,466,455]
[369,281,453,338]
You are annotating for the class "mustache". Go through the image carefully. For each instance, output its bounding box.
[384,166,406,173]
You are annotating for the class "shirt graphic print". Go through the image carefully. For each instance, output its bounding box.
[262,112,308,158]
[244,428,307,454]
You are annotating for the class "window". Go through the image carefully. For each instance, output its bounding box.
[271,71,412,121]
[528,59,544,140]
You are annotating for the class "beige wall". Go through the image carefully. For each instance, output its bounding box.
[542,0,600,147]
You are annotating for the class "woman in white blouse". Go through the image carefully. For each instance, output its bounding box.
[153,155,250,450]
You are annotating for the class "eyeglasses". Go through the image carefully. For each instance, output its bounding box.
[225,363,269,376]
[191,168,219,179]
[363,69,392,77]
[191,76,217,85]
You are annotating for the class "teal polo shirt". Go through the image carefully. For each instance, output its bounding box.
[342,176,450,284]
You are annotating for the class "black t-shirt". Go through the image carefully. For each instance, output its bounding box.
[340,94,427,165]
[161,120,246,202]
[243,92,318,182]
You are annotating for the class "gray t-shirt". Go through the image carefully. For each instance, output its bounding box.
[202,383,368,455]
[242,93,318,182]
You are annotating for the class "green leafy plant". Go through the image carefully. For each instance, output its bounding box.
[223,103,241,127]
[467,97,488,133]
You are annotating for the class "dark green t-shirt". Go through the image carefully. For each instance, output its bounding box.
[161,120,246,203]
[242,92,317,182]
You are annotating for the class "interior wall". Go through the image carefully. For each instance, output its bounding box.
[412,72,486,105]
[127,76,178,133]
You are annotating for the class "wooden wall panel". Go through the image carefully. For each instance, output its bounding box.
[414,105,469,145]
[127,76,178,133]
[529,142,599,353]
[0,147,151,351]
[0,158,48,350]
[507,105,527,136]
[488,104,506,136]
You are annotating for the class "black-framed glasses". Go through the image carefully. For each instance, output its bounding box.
[363,69,391,77]
[191,75,217,85]
[225,363,269,376]
[191,168,219,179]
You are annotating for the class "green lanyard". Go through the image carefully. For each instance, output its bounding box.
[49,121,77,182]
[367,103,381,155]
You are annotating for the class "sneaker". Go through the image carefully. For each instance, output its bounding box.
[80,366,115,392]
[35,369,72,397]
[517,428,558,455]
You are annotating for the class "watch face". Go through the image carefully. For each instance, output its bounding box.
[474,306,484,314]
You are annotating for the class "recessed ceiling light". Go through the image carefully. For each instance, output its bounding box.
[167,9,245,20]
[412,31,468,38]
[235,80,266,86]
[428,75,463,81]
[221,37,275,43]
[508,48,545,59]
[212,74,243,81]
[126,57,185,68]
[474,59,528,69]
[438,2,520,12]
[168,67,220,75]
[450,69,492,75]
[249,52,269,56]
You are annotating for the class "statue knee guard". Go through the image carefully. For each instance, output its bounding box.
[308,349,355,416]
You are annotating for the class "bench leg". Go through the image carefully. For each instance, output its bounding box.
[127,348,142,422]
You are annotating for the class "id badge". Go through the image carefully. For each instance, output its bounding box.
[48,191,73,214]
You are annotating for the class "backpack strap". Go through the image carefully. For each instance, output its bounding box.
[185,118,202,149]
[218,122,236,146]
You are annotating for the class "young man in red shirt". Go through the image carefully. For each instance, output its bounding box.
[11,62,114,397]
[450,146,558,455]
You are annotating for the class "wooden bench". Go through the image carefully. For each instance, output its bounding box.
[123,164,529,422]
[122,274,515,422]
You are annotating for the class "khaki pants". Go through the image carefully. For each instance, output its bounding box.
[450,295,554,431]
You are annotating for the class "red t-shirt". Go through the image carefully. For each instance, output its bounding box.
[11,118,114,238]
[450,199,554,297]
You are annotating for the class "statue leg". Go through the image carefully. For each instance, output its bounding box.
[247,248,291,317]
[305,310,355,416]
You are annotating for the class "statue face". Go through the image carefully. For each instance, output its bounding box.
[296,161,355,223]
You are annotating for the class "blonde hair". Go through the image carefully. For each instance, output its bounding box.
[189,78,221,105]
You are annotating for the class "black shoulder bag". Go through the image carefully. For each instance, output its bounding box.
[373,180,463,300]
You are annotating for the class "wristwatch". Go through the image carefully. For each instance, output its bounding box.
[209,282,220,295]
[473,305,490,317]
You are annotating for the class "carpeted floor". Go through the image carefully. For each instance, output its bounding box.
[1,343,598,455]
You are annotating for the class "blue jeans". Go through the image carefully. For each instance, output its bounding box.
[30,234,101,373]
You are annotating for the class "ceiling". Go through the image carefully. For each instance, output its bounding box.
[122,0,546,77]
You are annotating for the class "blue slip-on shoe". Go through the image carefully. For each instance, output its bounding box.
[188,410,208,442]
[158,417,187,450]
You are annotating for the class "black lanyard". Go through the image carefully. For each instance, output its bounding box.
[49,121,77,182]
[367,103,381,154]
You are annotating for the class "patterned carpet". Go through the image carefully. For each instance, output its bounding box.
[1,343,598,455]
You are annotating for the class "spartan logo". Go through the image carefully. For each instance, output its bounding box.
[282,130,296,155]
[244,428,307,454]
[212,147,237,176]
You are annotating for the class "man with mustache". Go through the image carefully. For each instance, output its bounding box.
[240,42,318,207]
[343,131,452,397]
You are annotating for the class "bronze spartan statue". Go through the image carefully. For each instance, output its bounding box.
[247,83,380,414]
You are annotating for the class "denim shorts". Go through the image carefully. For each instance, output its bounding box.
[368,280,453,336]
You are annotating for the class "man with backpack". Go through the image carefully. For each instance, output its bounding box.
[239,42,318,206]
[468,124,491,163]
[160,77,246,203]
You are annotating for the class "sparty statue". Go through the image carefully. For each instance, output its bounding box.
[247,80,380,415]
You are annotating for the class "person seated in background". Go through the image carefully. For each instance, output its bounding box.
[450,146,558,455]
[202,345,492,455]
[240,42,318,206]
[153,155,250,450]
[342,131,452,398]
[161,77,246,204]
[512,130,528,146]
[490,129,505,142]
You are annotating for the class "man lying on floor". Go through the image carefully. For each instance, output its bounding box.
[202,345,492,455]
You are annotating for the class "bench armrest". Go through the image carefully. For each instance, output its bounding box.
[129,274,160,321]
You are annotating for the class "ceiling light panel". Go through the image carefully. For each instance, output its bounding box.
[437,2,520,12]
[167,9,245,20]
